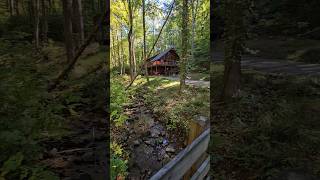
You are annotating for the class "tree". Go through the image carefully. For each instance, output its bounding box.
[116,30,121,73]
[72,0,85,48]
[34,0,40,49]
[120,29,125,75]
[9,0,14,16]
[62,0,75,62]
[127,0,135,80]
[14,0,19,15]
[190,0,199,64]
[179,0,189,92]
[41,0,48,44]
[222,0,247,100]
[142,0,149,82]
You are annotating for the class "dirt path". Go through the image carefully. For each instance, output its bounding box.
[160,76,210,88]
[40,112,108,180]
[213,53,320,76]
[114,90,185,179]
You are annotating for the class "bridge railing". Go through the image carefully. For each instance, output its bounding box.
[150,128,210,180]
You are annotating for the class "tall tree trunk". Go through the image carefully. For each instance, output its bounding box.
[72,0,84,49]
[41,0,48,44]
[120,30,125,75]
[133,37,136,75]
[127,0,134,80]
[34,0,40,49]
[179,0,189,92]
[99,0,106,45]
[222,0,247,100]
[62,0,75,63]
[111,30,118,69]
[142,0,149,81]
[9,0,14,16]
[91,0,95,12]
[111,34,115,67]
[190,0,199,65]
[116,31,121,73]
[14,0,19,15]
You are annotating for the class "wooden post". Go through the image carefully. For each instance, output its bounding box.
[183,117,209,179]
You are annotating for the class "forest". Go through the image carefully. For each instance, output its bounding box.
[0,0,320,179]
[0,0,108,179]
[211,0,320,179]
[110,0,210,179]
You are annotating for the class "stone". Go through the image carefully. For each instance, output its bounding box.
[49,148,58,156]
[144,139,154,146]
[162,139,169,146]
[150,127,161,138]
[81,152,94,162]
[193,115,209,127]
[165,146,175,153]
[133,140,140,146]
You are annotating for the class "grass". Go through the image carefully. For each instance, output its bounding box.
[210,64,320,179]
[128,76,210,143]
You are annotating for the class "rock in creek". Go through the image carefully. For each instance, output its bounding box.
[165,146,175,153]
[81,152,94,162]
[133,140,140,146]
[49,148,58,157]
[144,139,155,146]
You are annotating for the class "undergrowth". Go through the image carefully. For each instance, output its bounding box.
[210,68,320,179]
[136,77,209,141]
[0,39,106,179]
[110,73,130,179]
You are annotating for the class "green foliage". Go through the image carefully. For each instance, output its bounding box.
[27,166,59,180]
[0,152,24,178]
[110,73,129,126]
[0,152,59,180]
[0,15,33,41]
[110,142,128,180]
[211,68,320,178]
[0,41,63,178]
[47,14,65,41]
[111,155,128,180]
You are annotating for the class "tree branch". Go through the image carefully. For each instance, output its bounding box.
[125,0,176,90]
[48,11,108,91]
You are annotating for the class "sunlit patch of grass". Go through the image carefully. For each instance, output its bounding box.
[71,52,106,78]
[157,81,179,89]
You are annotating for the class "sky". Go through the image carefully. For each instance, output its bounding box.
[146,0,175,32]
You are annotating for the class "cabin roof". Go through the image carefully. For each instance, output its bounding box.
[147,48,179,62]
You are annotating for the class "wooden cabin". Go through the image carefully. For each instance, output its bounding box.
[146,48,179,76]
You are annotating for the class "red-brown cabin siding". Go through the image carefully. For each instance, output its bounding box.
[146,48,179,76]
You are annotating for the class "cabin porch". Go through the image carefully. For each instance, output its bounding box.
[147,65,179,76]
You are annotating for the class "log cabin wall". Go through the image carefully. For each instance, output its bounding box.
[147,48,180,76]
